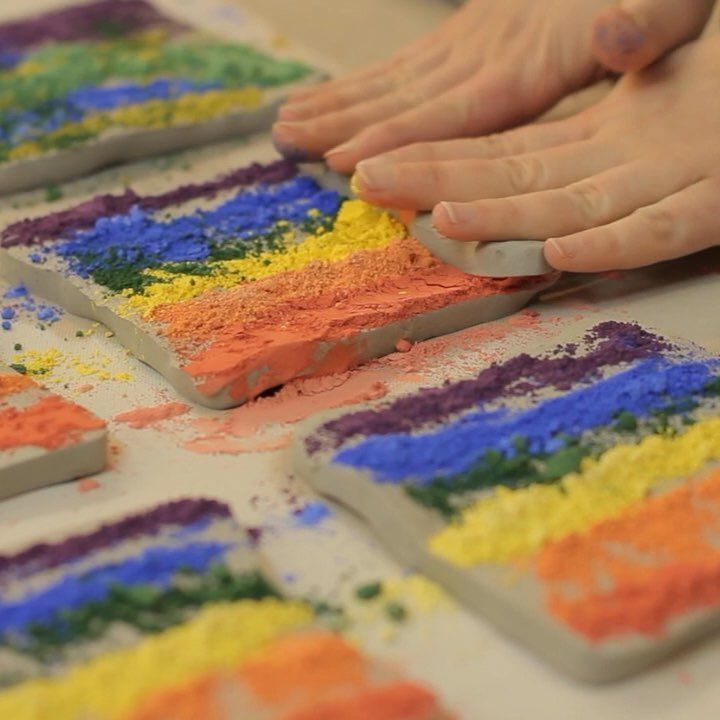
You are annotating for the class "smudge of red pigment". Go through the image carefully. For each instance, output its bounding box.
[77,478,101,492]
[76,384,94,394]
[537,469,720,640]
[183,433,292,455]
[0,396,105,450]
[395,338,413,353]
[114,402,190,429]
[0,373,35,398]
[183,371,389,455]
[284,682,448,720]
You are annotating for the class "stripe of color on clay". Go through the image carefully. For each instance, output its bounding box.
[0,499,231,584]
[0,542,230,635]
[429,416,720,566]
[537,468,720,639]
[0,0,185,52]
[331,358,715,483]
[0,395,105,450]
[0,599,312,720]
[0,160,298,248]
[315,322,671,449]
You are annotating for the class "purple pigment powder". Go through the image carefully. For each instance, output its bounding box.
[1,160,298,248]
[313,322,672,451]
[0,498,230,585]
[0,0,185,52]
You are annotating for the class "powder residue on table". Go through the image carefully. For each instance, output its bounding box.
[114,402,190,429]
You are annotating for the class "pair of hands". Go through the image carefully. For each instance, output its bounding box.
[273,0,720,272]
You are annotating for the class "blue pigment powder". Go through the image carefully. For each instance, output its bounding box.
[333,357,718,484]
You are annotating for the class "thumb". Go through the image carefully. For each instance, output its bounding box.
[591,0,716,73]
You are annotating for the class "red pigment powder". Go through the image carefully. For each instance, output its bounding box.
[149,235,541,399]
[0,373,34,399]
[537,468,720,640]
[0,396,105,450]
[114,402,190,429]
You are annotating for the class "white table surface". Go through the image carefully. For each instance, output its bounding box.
[1,2,720,718]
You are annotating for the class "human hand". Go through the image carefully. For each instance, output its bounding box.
[273,0,714,173]
[352,36,720,272]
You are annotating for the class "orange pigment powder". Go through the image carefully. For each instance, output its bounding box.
[0,373,34,399]
[123,632,449,720]
[0,396,105,450]
[537,469,720,639]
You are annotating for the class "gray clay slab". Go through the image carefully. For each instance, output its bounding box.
[0,365,107,500]
[0,83,323,197]
[0,248,553,410]
[291,408,720,684]
[300,164,553,278]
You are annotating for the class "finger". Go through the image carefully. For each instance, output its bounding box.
[429,157,700,241]
[354,140,617,209]
[544,178,720,272]
[324,69,532,172]
[369,117,592,164]
[591,0,716,73]
[273,61,471,159]
[278,44,450,121]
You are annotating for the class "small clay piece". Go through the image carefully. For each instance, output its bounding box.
[0,364,106,500]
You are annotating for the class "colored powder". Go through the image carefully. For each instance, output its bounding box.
[0,598,312,720]
[7,568,278,662]
[0,160,297,248]
[283,682,444,720]
[7,86,264,161]
[0,499,231,583]
[331,357,715,483]
[429,416,720,566]
[294,502,332,526]
[316,321,669,449]
[0,373,34,398]
[124,197,396,315]
[0,542,230,635]
[238,632,366,705]
[77,478,101,492]
[0,0,185,52]
[114,402,190,429]
[0,395,105,451]
[12,348,132,383]
[537,468,720,639]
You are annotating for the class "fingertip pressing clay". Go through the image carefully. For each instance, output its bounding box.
[300,164,553,277]
[0,365,107,500]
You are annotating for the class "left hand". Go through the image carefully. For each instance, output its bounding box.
[352,36,720,272]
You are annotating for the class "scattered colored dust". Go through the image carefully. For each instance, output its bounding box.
[77,478,101,492]
[114,402,190,429]
[0,372,34,398]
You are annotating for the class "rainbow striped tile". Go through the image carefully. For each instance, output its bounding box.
[0,0,320,194]
[0,156,550,408]
[0,364,106,500]
[0,498,452,719]
[294,321,720,682]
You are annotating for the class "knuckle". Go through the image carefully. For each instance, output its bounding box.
[499,155,546,194]
[638,206,677,245]
[481,132,511,157]
[566,180,609,222]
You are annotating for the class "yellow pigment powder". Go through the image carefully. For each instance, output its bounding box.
[0,599,312,720]
[123,199,405,316]
[430,417,720,567]
[12,349,132,383]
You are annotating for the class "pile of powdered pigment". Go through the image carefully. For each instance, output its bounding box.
[0,0,312,164]
[0,498,452,720]
[2,158,544,403]
[307,321,720,641]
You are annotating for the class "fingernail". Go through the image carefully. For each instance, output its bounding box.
[437,202,474,225]
[353,160,391,193]
[594,9,645,56]
[546,237,575,260]
[272,122,308,161]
